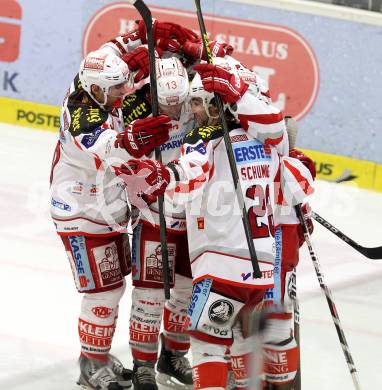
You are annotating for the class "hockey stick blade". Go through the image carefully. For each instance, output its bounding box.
[312,211,382,260]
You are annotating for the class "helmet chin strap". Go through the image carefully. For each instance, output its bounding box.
[88,87,108,110]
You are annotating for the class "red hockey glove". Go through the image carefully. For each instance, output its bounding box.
[289,148,316,180]
[138,20,199,45]
[121,159,171,197]
[156,38,181,53]
[182,40,234,61]
[297,203,314,247]
[193,63,249,104]
[115,115,171,158]
[121,47,150,83]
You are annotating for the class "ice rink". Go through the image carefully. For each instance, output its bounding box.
[0,123,381,389]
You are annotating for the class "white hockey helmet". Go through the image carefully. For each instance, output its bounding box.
[157,57,189,107]
[79,50,135,107]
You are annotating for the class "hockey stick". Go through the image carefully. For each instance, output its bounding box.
[296,205,362,390]
[193,0,261,278]
[127,0,171,299]
[312,211,382,260]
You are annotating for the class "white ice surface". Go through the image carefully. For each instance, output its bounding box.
[0,124,381,389]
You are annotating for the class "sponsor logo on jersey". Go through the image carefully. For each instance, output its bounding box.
[197,217,204,230]
[143,241,175,284]
[264,288,274,300]
[71,181,84,195]
[208,300,234,324]
[89,184,99,196]
[78,318,115,349]
[233,139,271,165]
[241,269,274,281]
[161,138,183,151]
[187,278,212,328]
[68,235,95,291]
[230,134,248,143]
[51,198,71,211]
[94,243,122,287]
[81,126,106,148]
[91,306,114,318]
[185,142,206,155]
[170,221,179,229]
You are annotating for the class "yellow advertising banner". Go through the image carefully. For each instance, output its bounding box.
[300,148,378,191]
[0,97,60,133]
[1,96,382,193]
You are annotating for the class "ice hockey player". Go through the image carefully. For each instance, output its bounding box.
[103,24,234,389]
[49,39,174,389]
[262,120,316,390]
[122,57,195,390]
[122,58,315,389]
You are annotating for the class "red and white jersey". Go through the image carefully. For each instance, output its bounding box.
[141,100,195,233]
[218,55,289,156]
[101,30,145,58]
[50,75,136,236]
[167,125,313,289]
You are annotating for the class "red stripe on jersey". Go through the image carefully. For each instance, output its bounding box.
[193,274,274,290]
[261,90,271,99]
[73,137,83,151]
[175,161,210,194]
[94,154,103,170]
[238,112,284,129]
[274,165,286,206]
[265,133,284,146]
[109,39,127,56]
[267,312,293,320]
[283,159,314,195]
[50,141,61,185]
[191,249,274,266]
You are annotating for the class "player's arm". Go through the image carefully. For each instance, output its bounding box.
[281,154,314,205]
[166,125,222,201]
[66,105,170,170]
[193,62,289,155]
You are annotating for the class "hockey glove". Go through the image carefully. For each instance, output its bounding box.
[193,63,248,104]
[297,203,314,247]
[115,115,171,158]
[289,148,316,179]
[121,159,171,197]
[138,20,199,45]
[121,47,150,83]
[182,40,234,61]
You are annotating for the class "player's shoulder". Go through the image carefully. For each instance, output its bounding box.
[65,75,109,136]
[184,124,223,144]
[67,103,108,136]
[122,83,152,124]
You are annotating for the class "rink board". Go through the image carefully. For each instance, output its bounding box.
[1,95,381,193]
[1,0,382,163]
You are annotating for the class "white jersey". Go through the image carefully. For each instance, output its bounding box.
[141,100,195,233]
[220,55,289,157]
[50,31,151,236]
[167,125,314,289]
[50,75,136,236]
